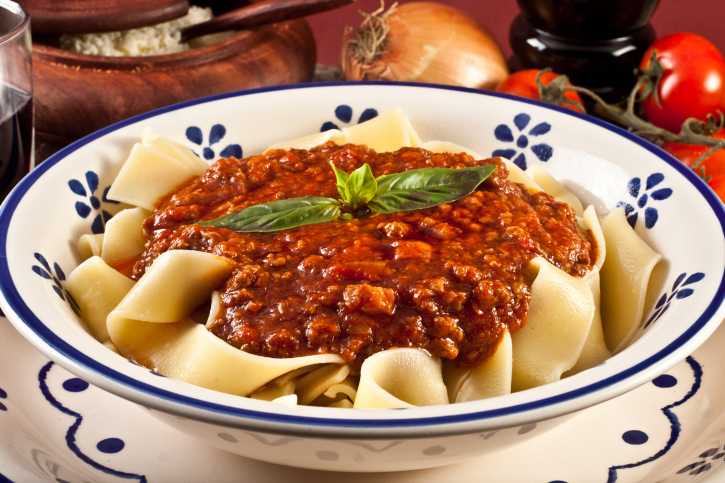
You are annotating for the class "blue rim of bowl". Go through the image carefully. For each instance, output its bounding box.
[1,81,724,430]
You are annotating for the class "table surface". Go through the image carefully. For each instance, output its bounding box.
[306,0,725,68]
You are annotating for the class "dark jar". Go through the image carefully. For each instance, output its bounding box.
[510,0,660,102]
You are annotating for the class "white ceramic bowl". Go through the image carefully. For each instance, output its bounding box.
[2,82,725,472]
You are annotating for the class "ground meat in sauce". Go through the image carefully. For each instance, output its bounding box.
[133,142,597,371]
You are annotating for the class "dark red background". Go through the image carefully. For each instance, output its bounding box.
[306,0,724,68]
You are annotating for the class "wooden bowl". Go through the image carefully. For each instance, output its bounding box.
[20,0,191,34]
[33,19,316,160]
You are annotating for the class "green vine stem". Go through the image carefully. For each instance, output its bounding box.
[535,69,725,178]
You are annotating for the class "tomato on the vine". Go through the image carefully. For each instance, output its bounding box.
[495,70,584,112]
[661,130,725,200]
[661,130,725,177]
[706,174,725,201]
[639,33,725,134]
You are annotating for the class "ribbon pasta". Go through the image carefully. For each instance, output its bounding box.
[66,255,135,342]
[265,107,422,155]
[106,132,208,211]
[100,207,151,267]
[443,329,512,404]
[77,233,104,260]
[105,250,347,396]
[599,207,662,354]
[354,348,449,408]
[65,108,662,409]
[511,257,596,391]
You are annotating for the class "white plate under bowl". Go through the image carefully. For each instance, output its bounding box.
[0,82,724,472]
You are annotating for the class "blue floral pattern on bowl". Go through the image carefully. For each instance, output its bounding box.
[39,361,148,483]
[645,272,705,329]
[69,171,119,234]
[31,253,80,316]
[321,105,378,132]
[492,113,554,170]
[616,174,673,229]
[186,124,242,160]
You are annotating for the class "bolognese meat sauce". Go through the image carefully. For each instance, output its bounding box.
[134,142,597,370]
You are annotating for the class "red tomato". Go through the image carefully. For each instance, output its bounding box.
[495,70,584,112]
[661,130,725,178]
[640,33,725,134]
[661,130,725,201]
[706,174,725,201]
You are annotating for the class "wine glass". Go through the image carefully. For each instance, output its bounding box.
[0,0,32,201]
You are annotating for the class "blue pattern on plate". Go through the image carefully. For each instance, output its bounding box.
[606,356,703,482]
[31,253,80,316]
[616,174,673,229]
[645,273,705,329]
[186,124,243,160]
[492,113,553,170]
[677,446,725,477]
[321,105,378,132]
[39,361,147,482]
[69,171,118,234]
[622,430,649,445]
[98,438,126,454]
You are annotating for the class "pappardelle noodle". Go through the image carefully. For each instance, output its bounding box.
[66,108,662,409]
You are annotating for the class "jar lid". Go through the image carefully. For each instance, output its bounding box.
[19,0,190,34]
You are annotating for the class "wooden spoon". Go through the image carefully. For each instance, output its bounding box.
[180,0,356,43]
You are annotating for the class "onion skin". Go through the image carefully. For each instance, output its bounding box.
[340,2,509,89]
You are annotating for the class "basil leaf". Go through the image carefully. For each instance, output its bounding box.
[345,163,377,210]
[367,165,497,214]
[330,162,349,202]
[199,196,341,233]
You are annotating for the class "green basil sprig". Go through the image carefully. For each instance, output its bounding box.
[197,196,341,233]
[367,166,496,214]
[331,162,377,211]
[200,163,496,233]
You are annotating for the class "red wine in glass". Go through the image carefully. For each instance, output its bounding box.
[0,83,32,201]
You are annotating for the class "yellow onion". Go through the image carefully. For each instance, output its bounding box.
[340,1,509,89]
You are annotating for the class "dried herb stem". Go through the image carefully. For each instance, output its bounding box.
[345,1,398,63]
